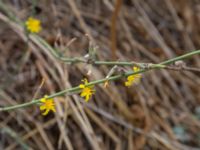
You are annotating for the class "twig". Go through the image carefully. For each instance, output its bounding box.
[0,1,200,112]
[1,51,200,111]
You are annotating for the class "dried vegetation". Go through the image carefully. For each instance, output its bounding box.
[0,0,200,149]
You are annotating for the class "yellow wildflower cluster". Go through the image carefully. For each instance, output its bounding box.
[40,95,56,115]
[125,67,142,87]
[77,67,141,102]
[79,79,95,102]
[38,68,141,116]
[25,17,41,33]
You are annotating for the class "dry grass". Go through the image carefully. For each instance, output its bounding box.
[0,0,200,149]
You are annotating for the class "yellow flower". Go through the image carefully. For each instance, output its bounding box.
[25,17,41,33]
[79,79,95,102]
[125,67,142,87]
[40,95,56,115]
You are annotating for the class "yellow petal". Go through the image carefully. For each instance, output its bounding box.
[127,75,134,81]
[125,81,131,87]
[51,107,56,112]
[85,95,90,101]
[79,84,85,88]
[40,98,46,103]
[40,105,46,110]
[133,66,140,72]
[42,109,49,115]
[82,78,88,84]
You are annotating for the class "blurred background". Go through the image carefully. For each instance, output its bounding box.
[0,0,200,149]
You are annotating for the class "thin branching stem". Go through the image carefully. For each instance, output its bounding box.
[0,1,200,112]
[1,50,200,112]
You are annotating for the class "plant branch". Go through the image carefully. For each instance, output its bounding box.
[0,1,200,112]
[1,51,200,112]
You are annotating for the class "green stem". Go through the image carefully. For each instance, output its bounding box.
[1,49,200,111]
[0,1,200,111]
[0,86,80,111]
[34,34,200,67]
[94,61,143,67]
[0,70,141,111]
[160,50,200,65]
[1,2,198,68]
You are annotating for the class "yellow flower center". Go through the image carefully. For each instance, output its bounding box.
[44,100,54,108]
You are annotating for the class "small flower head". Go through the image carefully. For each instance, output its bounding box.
[40,95,56,115]
[79,79,95,102]
[25,17,41,33]
[125,67,142,87]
